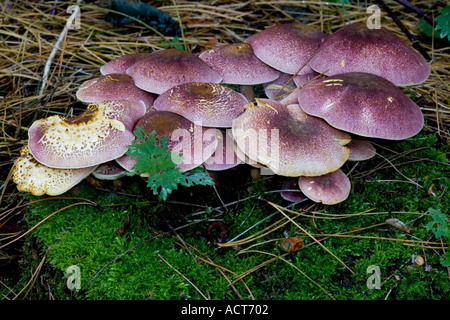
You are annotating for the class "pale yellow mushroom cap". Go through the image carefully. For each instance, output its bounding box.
[12,146,96,196]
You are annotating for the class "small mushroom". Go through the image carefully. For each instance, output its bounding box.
[199,42,280,101]
[153,82,248,128]
[126,48,222,94]
[203,129,242,171]
[280,178,308,203]
[245,23,326,75]
[232,99,350,177]
[263,72,297,100]
[298,169,351,205]
[100,53,151,75]
[28,101,143,169]
[309,23,430,86]
[297,72,424,140]
[92,161,128,180]
[346,139,376,161]
[116,110,218,173]
[12,146,96,196]
[76,73,155,112]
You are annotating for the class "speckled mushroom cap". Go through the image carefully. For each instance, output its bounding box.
[100,53,151,75]
[153,82,248,128]
[116,110,219,173]
[28,100,144,169]
[309,23,430,86]
[199,43,280,85]
[245,23,326,75]
[297,72,424,140]
[231,99,351,177]
[126,48,222,94]
[298,169,351,205]
[12,146,96,196]
[346,139,376,161]
[203,129,242,171]
[76,73,155,111]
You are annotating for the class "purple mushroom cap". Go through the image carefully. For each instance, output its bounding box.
[126,48,222,94]
[76,73,155,112]
[154,82,248,128]
[245,23,326,75]
[297,72,424,140]
[199,43,280,85]
[100,53,151,75]
[309,23,430,86]
[298,169,351,205]
[232,99,351,177]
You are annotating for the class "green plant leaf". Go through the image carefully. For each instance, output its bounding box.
[435,5,450,40]
[426,208,450,239]
[126,126,214,201]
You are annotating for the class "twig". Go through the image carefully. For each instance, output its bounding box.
[158,254,209,300]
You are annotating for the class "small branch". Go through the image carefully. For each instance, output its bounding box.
[393,0,435,27]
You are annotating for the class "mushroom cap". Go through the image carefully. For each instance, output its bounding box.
[28,101,142,169]
[203,129,242,171]
[126,48,222,94]
[153,82,248,128]
[231,99,351,177]
[116,110,218,173]
[92,161,128,180]
[199,43,280,85]
[12,146,96,196]
[298,169,351,205]
[100,53,151,75]
[245,23,326,75]
[280,178,308,203]
[297,72,424,140]
[263,72,297,100]
[76,73,155,111]
[309,23,430,86]
[277,73,320,105]
[346,139,376,161]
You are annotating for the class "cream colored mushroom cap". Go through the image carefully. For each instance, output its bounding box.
[13,146,96,196]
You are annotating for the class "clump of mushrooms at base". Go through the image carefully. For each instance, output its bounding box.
[13,22,429,205]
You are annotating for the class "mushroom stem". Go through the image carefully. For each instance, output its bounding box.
[239,85,255,102]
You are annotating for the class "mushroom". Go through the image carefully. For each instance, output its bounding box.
[280,178,308,203]
[232,99,351,177]
[12,146,96,196]
[346,139,376,161]
[76,73,155,111]
[296,72,424,140]
[245,23,326,75]
[308,23,430,86]
[199,42,280,101]
[92,161,128,180]
[263,72,297,101]
[203,129,242,171]
[116,110,219,173]
[278,73,321,105]
[153,82,248,128]
[298,169,351,205]
[100,53,151,75]
[126,48,222,94]
[28,100,144,169]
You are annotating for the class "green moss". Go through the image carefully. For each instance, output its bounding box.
[8,130,450,300]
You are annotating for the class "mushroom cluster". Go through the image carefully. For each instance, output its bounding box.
[13,22,429,205]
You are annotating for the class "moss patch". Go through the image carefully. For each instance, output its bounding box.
[8,130,450,300]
